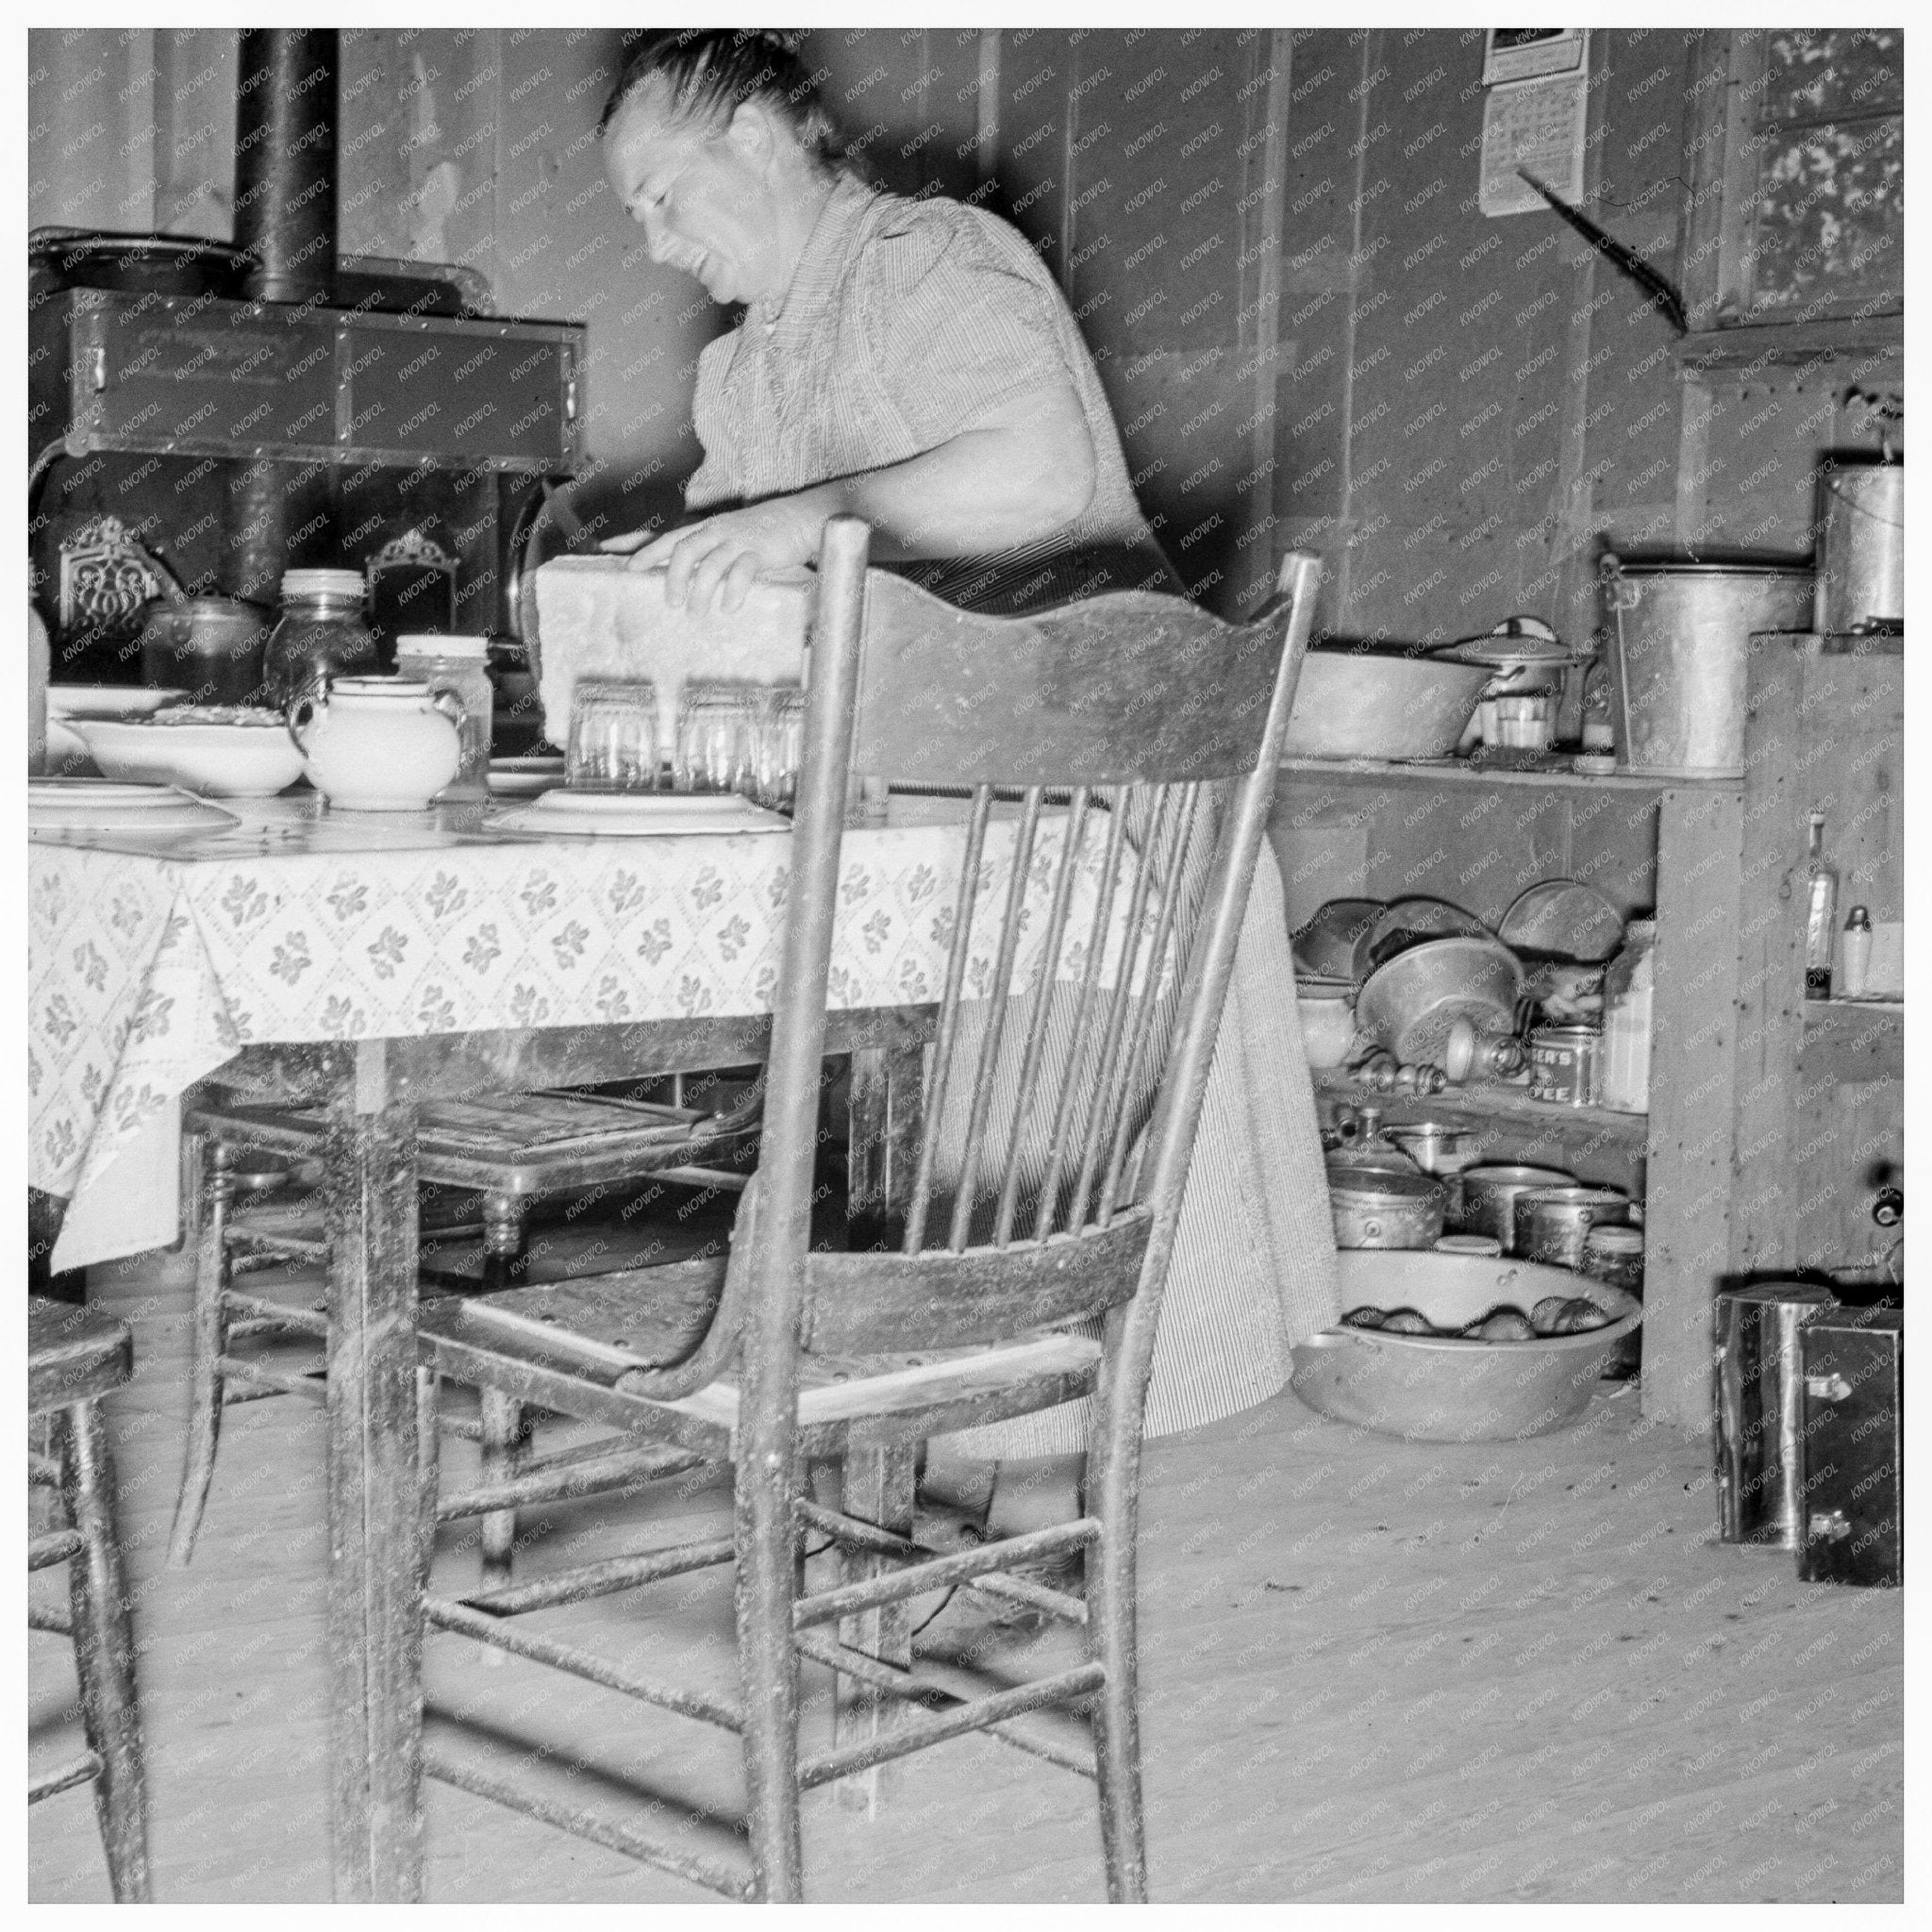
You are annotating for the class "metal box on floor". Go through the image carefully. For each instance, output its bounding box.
[1796,1305,1903,1587]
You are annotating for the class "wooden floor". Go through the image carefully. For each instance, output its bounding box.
[30,1242,1905,1905]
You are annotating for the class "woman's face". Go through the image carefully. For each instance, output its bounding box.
[604,80,785,307]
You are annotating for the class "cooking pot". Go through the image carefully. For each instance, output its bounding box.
[1326,1161,1446,1250]
[1354,935,1524,1065]
[1439,618,1593,751]
[29,227,250,300]
[1599,553,1814,775]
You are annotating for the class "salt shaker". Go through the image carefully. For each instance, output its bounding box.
[1840,906,1873,1000]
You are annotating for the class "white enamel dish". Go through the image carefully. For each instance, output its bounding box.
[74,714,306,798]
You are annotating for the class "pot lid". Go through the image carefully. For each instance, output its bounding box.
[1441,617,1586,667]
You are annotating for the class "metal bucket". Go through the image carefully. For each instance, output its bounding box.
[1817,460,1904,634]
[1457,1163,1574,1253]
[1514,1185,1629,1272]
[1600,554,1815,776]
[1327,1166,1445,1250]
[1714,1282,1837,1546]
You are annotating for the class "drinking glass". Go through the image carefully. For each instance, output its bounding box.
[566,678,659,791]
[674,682,758,794]
[751,685,807,810]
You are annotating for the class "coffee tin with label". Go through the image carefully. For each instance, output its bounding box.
[1529,1024,1601,1106]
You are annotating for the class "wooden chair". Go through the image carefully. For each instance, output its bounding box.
[28,1297,151,1902]
[415,521,1320,1901]
[167,1084,755,1570]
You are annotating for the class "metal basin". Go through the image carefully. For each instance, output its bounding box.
[1284,648,1491,760]
[1355,935,1524,1064]
[1290,1251,1641,1440]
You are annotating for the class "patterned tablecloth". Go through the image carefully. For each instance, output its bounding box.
[29,795,1137,1270]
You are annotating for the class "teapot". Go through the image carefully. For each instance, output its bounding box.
[289,676,465,811]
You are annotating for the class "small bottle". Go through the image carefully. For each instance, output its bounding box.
[1803,814,1839,999]
[1840,906,1873,1001]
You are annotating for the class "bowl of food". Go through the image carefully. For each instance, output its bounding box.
[74,707,305,798]
[1284,647,1491,760]
[1290,1250,1640,1439]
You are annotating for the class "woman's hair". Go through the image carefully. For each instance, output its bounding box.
[598,29,850,171]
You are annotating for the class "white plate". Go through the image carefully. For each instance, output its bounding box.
[486,757,568,798]
[495,790,790,837]
[28,778,239,835]
[47,685,187,719]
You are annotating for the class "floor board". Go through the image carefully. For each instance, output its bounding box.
[27,1246,1904,1904]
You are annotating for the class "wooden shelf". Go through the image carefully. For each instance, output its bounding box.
[1800,998,1905,1083]
[1313,1069,1648,1143]
[1279,755,1735,793]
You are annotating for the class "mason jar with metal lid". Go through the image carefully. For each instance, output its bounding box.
[1583,1223,1645,1378]
[265,568,378,710]
[395,634,492,800]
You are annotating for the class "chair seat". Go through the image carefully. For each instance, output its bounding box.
[420,1289,1103,1459]
[189,1088,758,1199]
[28,1298,134,1415]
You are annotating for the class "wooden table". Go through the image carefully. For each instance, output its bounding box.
[31,792,1109,1897]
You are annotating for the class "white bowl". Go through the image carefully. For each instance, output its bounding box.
[75,715,307,798]
[1295,982,1357,1068]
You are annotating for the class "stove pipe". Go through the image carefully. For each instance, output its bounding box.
[233,29,339,307]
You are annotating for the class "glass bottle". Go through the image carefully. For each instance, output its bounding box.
[264,569,378,711]
[1803,814,1839,999]
[1840,906,1873,1001]
[395,634,493,800]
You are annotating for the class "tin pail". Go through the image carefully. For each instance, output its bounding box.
[1817,459,1904,634]
[1600,554,1815,776]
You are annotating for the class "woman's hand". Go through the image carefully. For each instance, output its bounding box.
[599,496,826,614]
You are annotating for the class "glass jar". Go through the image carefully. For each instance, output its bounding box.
[1599,920,1657,1113]
[395,634,493,800]
[264,569,378,710]
[1583,1223,1644,1379]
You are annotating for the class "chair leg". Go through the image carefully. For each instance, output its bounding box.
[477,1388,529,1597]
[735,1465,805,1902]
[832,1444,915,1818]
[169,1140,234,1568]
[58,1399,152,1904]
[1087,1439,1148,1905]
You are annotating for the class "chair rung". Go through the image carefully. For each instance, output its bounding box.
[28,1529,84,1572]
[424,1745,754,1902]
[457,1537,736,1615]
[222,1291,328,1337]
[28,1600,74,1637]
[792,1632,1096,1780]
[798,1661,1107,1790]
[27,1449,61,1488]
[28,1751,103,1805]
[425,1593,742,1732]
[796,1499,1090,1626]
[793,1519,1099,1630]
[438,1442,709,1522]
[217,1357,327,1401]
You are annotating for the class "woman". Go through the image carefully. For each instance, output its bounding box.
[595,31,1340,1550]
[597,28,1180,617]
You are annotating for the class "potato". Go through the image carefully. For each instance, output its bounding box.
[1379,1307,1436,1334]
[1552,1296,1608,1334]
[1530,1295,1573,1337]
[1465,1306,1537,1341]
[1341,1306,1387,1330]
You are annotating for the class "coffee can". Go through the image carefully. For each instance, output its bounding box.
[1713,1282,1838,1546]
[1528,1024,1602,1106]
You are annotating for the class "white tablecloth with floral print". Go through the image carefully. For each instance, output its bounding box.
[29,795,1139,1271]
